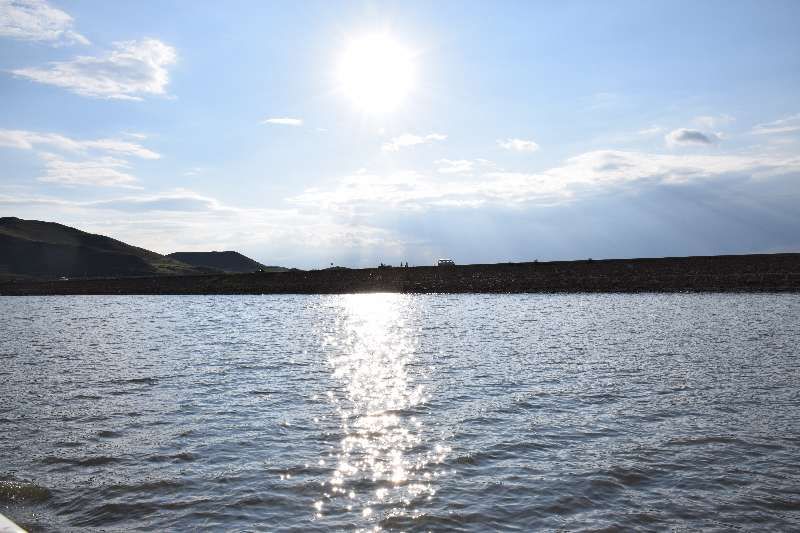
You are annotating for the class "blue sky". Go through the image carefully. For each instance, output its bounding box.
[1,0,799,267]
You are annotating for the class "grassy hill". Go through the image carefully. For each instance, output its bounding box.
[167,251,287,273]
[0,217,204,279]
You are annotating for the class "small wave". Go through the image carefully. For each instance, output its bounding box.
[104,479,185,496]
[543,494,595,515]
[666,435,744,446]
[607,466,653,486]
[72,502,158,527]
[146,452,198,463]
[109,377,158,385]
[54,440,84,448]
[72,394,102,400]
[42,455,120,467]
[381,511,484,530]
[0,477,50,503]
[755,496,800,511]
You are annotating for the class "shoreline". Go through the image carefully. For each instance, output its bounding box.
[2,253,799,295]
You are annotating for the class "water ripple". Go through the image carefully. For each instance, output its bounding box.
[0,293,798,531]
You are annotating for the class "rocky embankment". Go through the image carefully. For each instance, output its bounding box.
[2,254,799,295]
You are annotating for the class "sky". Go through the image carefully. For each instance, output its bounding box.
[1,0,799,268]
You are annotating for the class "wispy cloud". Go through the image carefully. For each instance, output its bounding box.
[11,38,177,100]
[435,158,494,175]
[638,126,664,136]
[0,129,160,159]
[291,150,800,214]
[497,138,540,152]
[262,117,303,126]
[182,166,207,177]
[382,133,446,152]
[37,153,140,188]
[0,128,160,188]
[692,114,734,129]
[0,0,88,45]
[665,128,719,147]
[751,113,800,135]
[89,190,225,212]
[435,159,474,174]
[0,189,223,212]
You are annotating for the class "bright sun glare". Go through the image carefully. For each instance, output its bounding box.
[337,33,415,113]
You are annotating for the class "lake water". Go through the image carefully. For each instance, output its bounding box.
[1,294,799,531]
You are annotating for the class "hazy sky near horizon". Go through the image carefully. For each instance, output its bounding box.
[1,0,799,267]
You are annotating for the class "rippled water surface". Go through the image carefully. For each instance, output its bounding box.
[2,294,800,531]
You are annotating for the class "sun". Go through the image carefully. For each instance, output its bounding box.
[337,33,415,114]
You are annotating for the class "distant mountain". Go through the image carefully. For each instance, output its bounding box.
[167,251,287,273]
[0,217,204,279]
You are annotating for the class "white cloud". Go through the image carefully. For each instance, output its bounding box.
[11,38,177,100]
[0,129,160,159]
[290,169,569,214]
[0,189,222,212]
[37,153,140,188]
[665,128,720,147]
[262,117,303,126]
[290,149,800,214]
[751,113,800,135]
[435,159,474,174]
[693,114,734,129]
[0,0,88,45]
[182,167,207,177]
[0,129,161,188]
[638,126,664,136]
[382,133,446,152]
[88,189,225,212]
[435,158,494,174]
[82,138,160,159]
[497,138,540,152]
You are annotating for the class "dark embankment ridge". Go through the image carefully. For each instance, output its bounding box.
[1,253,799,295]
[0,217,205,278]
[167,251,287,273]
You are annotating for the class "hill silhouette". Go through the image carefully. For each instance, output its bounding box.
[0,217,204,279]
[167,251,287,273]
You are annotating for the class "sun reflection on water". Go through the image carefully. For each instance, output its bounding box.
[316,294,449,525]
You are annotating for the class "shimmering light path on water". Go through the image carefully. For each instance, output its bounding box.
[1,294,799,531]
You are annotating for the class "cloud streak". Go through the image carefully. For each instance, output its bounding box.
[497,138,540,152]
[435,158,494,175]
[37,153,140,188]
[382,133,446,152]
[0,129,160,159]
[751,113,800,135]
[11,38,177,100]
[262,117,303,126]
[0,0,88,45]
[0,128,161,188]
[692,114,734,129]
